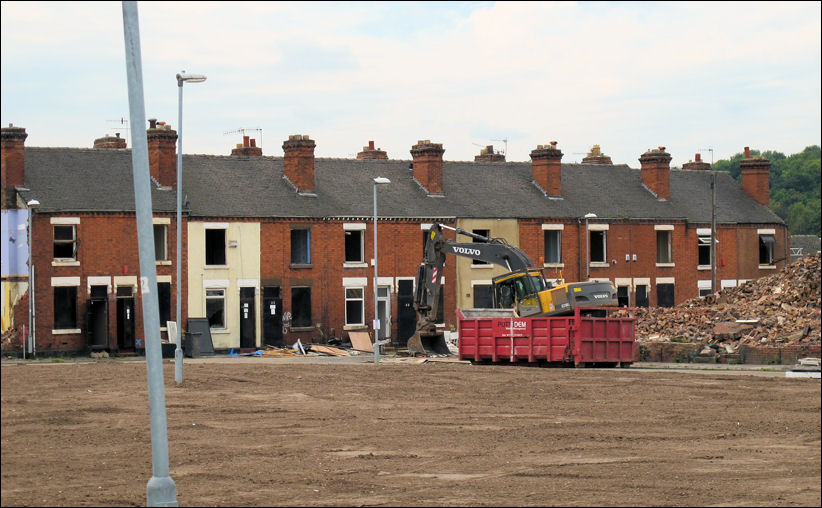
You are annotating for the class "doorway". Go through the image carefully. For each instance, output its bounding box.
[376,286,391,341]
[239,287,256,349]
[262,286,283,347]
[397,280,415,346]
[116,286,135,350]
[87,285,108,350]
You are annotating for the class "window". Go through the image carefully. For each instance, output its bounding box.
[698,235,712,266]
[472,229,490,265]
[154,224,168,261]
[291,287,312,328]
[205,229,226,265]
[759,234,775,265]
[158,282,171,327]
[53,286,77,329]
[589,230,606,263]
[206,289,225,328]
[345,287,365,326]
[345,230,364,263]
[656,230,672,264]
[544,230,561,264]
[291,229,311,265]
[53,225,77,260]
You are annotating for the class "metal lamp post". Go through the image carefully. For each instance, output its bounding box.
[372,177,391,364]
[26,199,39,359]
[175,71,206,384]
[584,213,597,280]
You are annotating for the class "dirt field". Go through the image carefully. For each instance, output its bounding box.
[1,358,820,507]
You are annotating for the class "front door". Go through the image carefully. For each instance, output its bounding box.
[262,286,283,347]
[657,283,675,308]
[377,286,391,341]
[240,287,256,349]
[397,280,415,346]
[636,285,649,308]
[86,285,109,350]
[116,289,135,350]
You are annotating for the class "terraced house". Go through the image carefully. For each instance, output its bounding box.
[1,122,788,356]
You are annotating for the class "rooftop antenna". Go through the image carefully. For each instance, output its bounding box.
[224,128,263,148]
[106,117,130,138]
[490,138,508,156]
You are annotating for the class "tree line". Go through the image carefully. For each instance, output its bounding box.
[710,145,821,236]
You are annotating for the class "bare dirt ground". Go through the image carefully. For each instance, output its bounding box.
[1,358,820,507]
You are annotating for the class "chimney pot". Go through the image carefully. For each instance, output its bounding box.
[744,146,751,159]
[368,140,375,150]
[695,153,701,162]
[250,139,256,148]
[243,135,250,147]
[148,118,157,129]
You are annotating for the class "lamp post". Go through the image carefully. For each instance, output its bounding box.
[584,213,597,280]
[175,71,206,384]
[27,199,39,359]
[372,177,391,365]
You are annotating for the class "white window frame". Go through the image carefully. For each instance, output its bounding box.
[205,287,227,330]
[344,286,365,328]
[757,229,776,268]
[343,223,366,267]
[153,222,169,264]
[588,224,608,267]
[655,225,674,266]
[204,223,229,268]
[51,217,80,266]
[542,224,563,267]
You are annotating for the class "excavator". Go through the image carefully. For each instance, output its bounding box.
[408,223,618,356]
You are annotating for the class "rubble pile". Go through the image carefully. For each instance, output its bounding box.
[620,253,821,350]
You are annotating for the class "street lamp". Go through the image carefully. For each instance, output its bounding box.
[584,213,597,280]
[372,176,391,365]
[26,199,39,359]
[175,70,206,384]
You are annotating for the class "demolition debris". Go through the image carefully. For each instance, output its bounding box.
[618,253,821,351]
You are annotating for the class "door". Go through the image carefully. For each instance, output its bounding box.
[116,290,135,350]
[262,286,283,347]
[86,286,108,350]
[377,286,391,341]
[397,280,415,346]
[240,287,256,349]
[657,283,675,308]
[636,285,649,308]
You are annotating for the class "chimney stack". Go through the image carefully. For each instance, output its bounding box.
[581,144,612,165]
[682,152,711,171]
[740,147,770,207]
[282,135,316,192]
[93,132,127,149]
[410,140,445,194]
[356,140,388,160]
[639,146,672,200]
[1,124,28,209]
[146,118,178,188]
[231,136,262,157]
[474,144,505,162]
[529,141,563,197]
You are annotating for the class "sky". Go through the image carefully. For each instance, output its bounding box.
[2,1,820,168]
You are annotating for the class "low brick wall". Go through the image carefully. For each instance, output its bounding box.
[638,342,820,365]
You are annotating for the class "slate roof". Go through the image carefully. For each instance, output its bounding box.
[19,147,784,226]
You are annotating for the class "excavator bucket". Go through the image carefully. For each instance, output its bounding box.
[407,330,452,356]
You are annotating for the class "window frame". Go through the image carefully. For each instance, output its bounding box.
[543,229,562,265]
[53,285,78,330]
[290,228,311,266]
[758,233,776,267]
[53,224,77,261]
[154,223,168,262]
[344,287,365,327]
[290,286,312,329]
[205,288,226,329]
[204,223,228,267]
[656,230,673,265]
[344,226,365,265]
[471,229,491,266]
[589,230,607,264]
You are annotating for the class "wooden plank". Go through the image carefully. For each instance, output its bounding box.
[348,331,373,352]
[310,345,350,357]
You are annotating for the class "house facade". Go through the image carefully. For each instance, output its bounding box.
[1,123,788,356]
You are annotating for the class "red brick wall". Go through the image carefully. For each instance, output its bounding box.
[30,212,184,353]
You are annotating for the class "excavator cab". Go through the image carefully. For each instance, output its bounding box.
[492,269,550,317]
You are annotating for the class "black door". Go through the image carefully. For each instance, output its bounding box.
[86,290,108,350]
[397,279,416,346]
[617,285,630,307]
[262,286,283,347]
[240,287,256,349]
[657,283,675,308]
[636,285,649,308]
[117,296,135,349]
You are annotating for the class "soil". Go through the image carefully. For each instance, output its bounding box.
[1,358,820,507]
